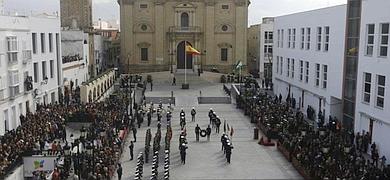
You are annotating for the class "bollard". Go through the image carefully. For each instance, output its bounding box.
[254,127,259,140]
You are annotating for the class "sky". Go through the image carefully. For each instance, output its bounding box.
[3,0,347,25]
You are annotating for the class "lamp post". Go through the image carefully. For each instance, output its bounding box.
[200,50,206,73]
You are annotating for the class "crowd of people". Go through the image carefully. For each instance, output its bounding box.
[237,79,390,179]
[0,90,130,179]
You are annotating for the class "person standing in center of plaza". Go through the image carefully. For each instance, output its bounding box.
[191,107,196,122]
[195,124,201,142]
[206,125,211,141]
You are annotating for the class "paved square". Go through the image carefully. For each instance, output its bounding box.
[117,72,302,180]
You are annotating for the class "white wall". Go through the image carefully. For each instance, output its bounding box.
[355,0,390,161]
[272,5,347,122]
[30,15,61,107]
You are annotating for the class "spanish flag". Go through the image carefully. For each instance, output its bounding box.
[185,43,201,55]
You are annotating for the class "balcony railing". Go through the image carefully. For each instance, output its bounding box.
[265,39,273,44]
[169,26,201,33]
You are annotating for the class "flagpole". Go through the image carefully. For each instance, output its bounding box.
[185,40,187,85]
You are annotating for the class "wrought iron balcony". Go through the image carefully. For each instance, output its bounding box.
[168,26,201,33]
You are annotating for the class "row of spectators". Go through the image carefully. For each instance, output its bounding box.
[238,82,390,179]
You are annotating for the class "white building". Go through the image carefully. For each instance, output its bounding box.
[61,29,89,94]
[272,5,347,122]
[259,17,274,81]
[0,13,60,135]
[31,14,61,107]
[0,15,33,135]
[355,0,390,159]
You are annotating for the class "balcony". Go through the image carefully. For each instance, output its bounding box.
[22,50,32,64]
[168,26,201,34]
[265,39,273,44]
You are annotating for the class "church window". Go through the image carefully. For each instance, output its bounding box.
[181,12,189,27]
[222,25,228,32]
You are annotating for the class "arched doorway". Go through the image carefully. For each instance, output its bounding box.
[177,41,193,69]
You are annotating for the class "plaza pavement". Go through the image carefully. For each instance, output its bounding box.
[115,71,302,180]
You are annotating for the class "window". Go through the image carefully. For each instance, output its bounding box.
[140,4,148,8]
[317,27,322,51]
[222,5,229,9]
[305,61,309,83]
[42,61,47,80]
[299,60,303,81]
[322,65,328,89]
[281,29,284,48]
[32,33,37,54]
[7,36,18,64]
[363,72,371,103]
[324,26,330,51]
[221,48,228,61]
[181,12,189,28]
[280,57,283,75]
[376,75,386,108]
[9,70,19,97]
[33,62,38,83]
[288,29,291,48]
[301,28,305,49]
[287,58,290,77]
[276,56,279,73]
[49,33,53,53]
[306,28,311,50]
[291,59,295,79]
[379,23,389,57]
[292,28,296,48]
[366,24,375,56]
[315,63,320,86]
[277,30,280,48]
[40,33,45,53]
[141,48,148,61]
[264,45,273,54]
[50,60,54,78]
[265,31,273,43]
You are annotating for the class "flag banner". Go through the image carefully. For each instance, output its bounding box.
[236,61,243,69]
[185,43,201,55]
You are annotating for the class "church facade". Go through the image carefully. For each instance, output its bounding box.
[118,0,249,74]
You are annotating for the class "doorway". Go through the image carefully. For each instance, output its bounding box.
[369,119,374,143]
[177,41,193,69]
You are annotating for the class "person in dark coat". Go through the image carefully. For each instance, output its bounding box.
[206,125,211,141]
[129,141,134,160]
[215,117,221,134]
[180,143,188,164]
[195,124,201,142]
[147,111,152,126]
[225,143,233,163]
[191,107,196,122]
[117,163,122,180]
[132,126,137,142]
